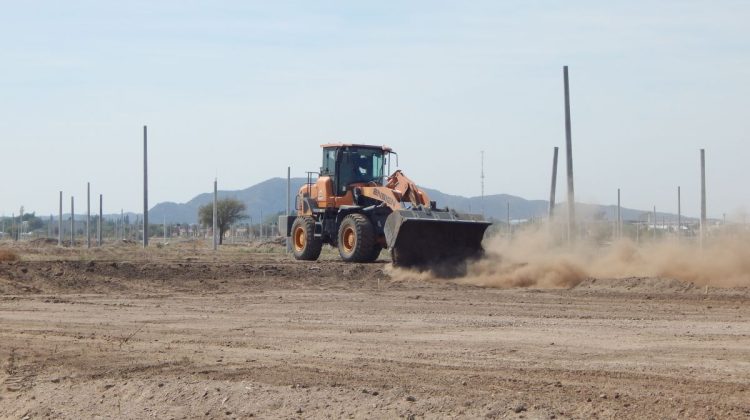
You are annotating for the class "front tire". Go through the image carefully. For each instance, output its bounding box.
[291,217,322,261]
[337,214,376,263]
[365,244,383,262]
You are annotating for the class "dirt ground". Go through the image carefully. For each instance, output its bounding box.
[1,241,749,419]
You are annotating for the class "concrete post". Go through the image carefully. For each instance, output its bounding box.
[86,182,91,248]
[70,196,75,247]
[286,166,292,253]
[677,186,681,238]
[636,220,640,244]
[506,201,511,237]
[549,146,559,219]
[58,191,63,246]
[143,125,149,248]
[98,194,103,246]
[700,149,706,248]
[617,188,621,239]
[563,66,576,242]
[213,179,218,250]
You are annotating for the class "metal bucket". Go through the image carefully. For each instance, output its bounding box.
[384,209,491,268]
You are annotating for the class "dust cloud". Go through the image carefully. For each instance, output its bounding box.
[384,264,436,283]
[460,226,750,289]
[392,225,750,289]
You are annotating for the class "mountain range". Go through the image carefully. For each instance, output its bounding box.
[147,178,693,226]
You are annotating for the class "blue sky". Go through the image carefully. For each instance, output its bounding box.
[1,1,748,219]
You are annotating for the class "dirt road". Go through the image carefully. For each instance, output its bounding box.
[1,244,749,419]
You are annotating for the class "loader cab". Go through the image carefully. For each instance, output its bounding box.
[320,144,392,196]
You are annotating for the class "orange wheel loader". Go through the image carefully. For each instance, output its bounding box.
[279,144,491,268]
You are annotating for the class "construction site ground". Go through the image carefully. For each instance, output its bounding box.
[1,240,749,419]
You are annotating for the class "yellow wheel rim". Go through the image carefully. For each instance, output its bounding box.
[294,227,306,251]
[343,226,356,253]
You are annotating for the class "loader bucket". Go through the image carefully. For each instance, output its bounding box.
[384,209,491,270]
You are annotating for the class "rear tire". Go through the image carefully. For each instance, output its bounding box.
[337,214,376,263]
[291,217,322,261]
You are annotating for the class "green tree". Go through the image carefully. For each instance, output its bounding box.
[198,198,248,245]
[22,212,44,230]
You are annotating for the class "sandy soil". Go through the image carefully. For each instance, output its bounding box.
[1,241,749,419]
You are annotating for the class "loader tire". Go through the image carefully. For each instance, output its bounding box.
[291,217,322,261]
[365,244,383,262]
[337,214,376,263]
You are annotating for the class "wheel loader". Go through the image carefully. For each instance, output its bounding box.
[279,144,491,268]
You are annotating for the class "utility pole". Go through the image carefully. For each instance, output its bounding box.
[143,125,149,248]
[163,215,167,244]
[86,182,91,248]
[563,66,576,242]
[549,146,559,219]
[213,178,218,250]
[653,206,657,241]
[700,149,707,248]
[98,194,103,246]
[58,191,63,246]
[70,196,75,247]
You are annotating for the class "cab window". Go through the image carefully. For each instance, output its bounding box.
[321,148,337,176]
[336,147,385,194]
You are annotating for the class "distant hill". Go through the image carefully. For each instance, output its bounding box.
[420,187,549,221]
[150,178,308,225]
[146,177,694,225]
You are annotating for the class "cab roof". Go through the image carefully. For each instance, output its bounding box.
[321,143,393,153]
